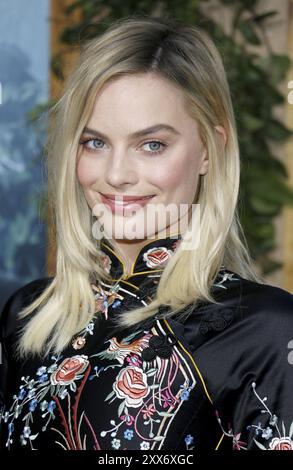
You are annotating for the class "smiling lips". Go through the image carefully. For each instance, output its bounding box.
[99,193,155,214]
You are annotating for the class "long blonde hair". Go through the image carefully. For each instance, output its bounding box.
[16,15,263,358]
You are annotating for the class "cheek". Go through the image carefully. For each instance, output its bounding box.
[76,156,99,187]
[156,154,199,190]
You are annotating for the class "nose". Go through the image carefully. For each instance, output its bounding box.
[104,151,138,188]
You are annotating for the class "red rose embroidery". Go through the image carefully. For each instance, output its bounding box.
[113,366,150,408]
[51,355,89,385]
[269,437,293,450]
[143,247,173,268]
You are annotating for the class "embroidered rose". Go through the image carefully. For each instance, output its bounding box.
[50,355,89,385]
[143,247,173,268]
[269,437,293,450]
[113,366,150,407]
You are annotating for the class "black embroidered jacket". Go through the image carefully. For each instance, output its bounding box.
[0,235,293,451]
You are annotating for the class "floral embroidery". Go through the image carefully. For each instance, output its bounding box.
[143,247,174,269]
[71,282,124,349]
[0,236,248,451]
[1,355,65,449]
[92,327,197,449]
[1,323,197,450]
[213,271,240,290]
[215,381,293,450]
[215,411,248,450]
[268,437,293,450]
[91,282,124,319]
[249,382,293,450]
[185,434,195,450]
[51,356,89,386]
[113,367,150,408]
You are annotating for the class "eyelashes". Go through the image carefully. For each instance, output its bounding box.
[79,138,167,155]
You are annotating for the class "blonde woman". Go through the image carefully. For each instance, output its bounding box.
[0,16,292,452]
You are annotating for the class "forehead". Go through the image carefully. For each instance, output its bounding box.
[86,73,196,136]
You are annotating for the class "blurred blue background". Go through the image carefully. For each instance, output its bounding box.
[0,0,49,311]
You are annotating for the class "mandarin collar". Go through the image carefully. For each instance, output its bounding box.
[99,234,183,280]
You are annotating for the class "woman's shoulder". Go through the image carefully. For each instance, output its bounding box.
[173,268,293,352]
[233,270,293,323]
[169,270,293,398]
[0,277,53,341]
[214,267,293,316]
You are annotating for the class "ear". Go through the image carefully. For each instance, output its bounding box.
[215,125,227,148]
[199,125,227,175]
[199,147,209,175]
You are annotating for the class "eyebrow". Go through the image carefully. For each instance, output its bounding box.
[82,123,181,140]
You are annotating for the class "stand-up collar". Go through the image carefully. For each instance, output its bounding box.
[99,234,183,280]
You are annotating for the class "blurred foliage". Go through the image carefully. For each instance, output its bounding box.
[32,0,293,275]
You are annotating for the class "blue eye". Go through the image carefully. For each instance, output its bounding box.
[142,141,166,154]
[79,138,167,155]
[80,138,104,151]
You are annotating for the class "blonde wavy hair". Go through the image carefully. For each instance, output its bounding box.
[16,15,263,358]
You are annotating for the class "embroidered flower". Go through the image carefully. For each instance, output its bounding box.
[269,437,293,450]
[140,441,150,450]
[179,383,191,401]
[213,271,240,290]
[18,389,26,400]
[120,414,135,426]
[40,400,48,412]
[91,283,124,318]
[36,366,47,376]
[50,355,89,385]
[47,400,56,413]
[124,429,134,440]
[113,366,150,408]
[143,247,173,268]
[126,353,142,368]
[185,434,194,446]
[29,399,38,412]
[85,322,95,334]
[142,404,156,419]
[262,427,273,440]
[39,374,48,384]
[72,336,86,350]
[23,426,31,438]
[269,414,278,427]
[111,438,121,449]
[28,388,37,399]
[233,433,247,450]
[161,389,178,409]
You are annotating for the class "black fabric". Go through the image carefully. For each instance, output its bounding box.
[0,236,293,451]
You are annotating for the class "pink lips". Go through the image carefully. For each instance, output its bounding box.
[99,193,155,215]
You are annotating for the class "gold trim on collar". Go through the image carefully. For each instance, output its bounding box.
[100,233,181,280]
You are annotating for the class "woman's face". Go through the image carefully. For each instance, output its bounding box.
[76,72,209,241]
